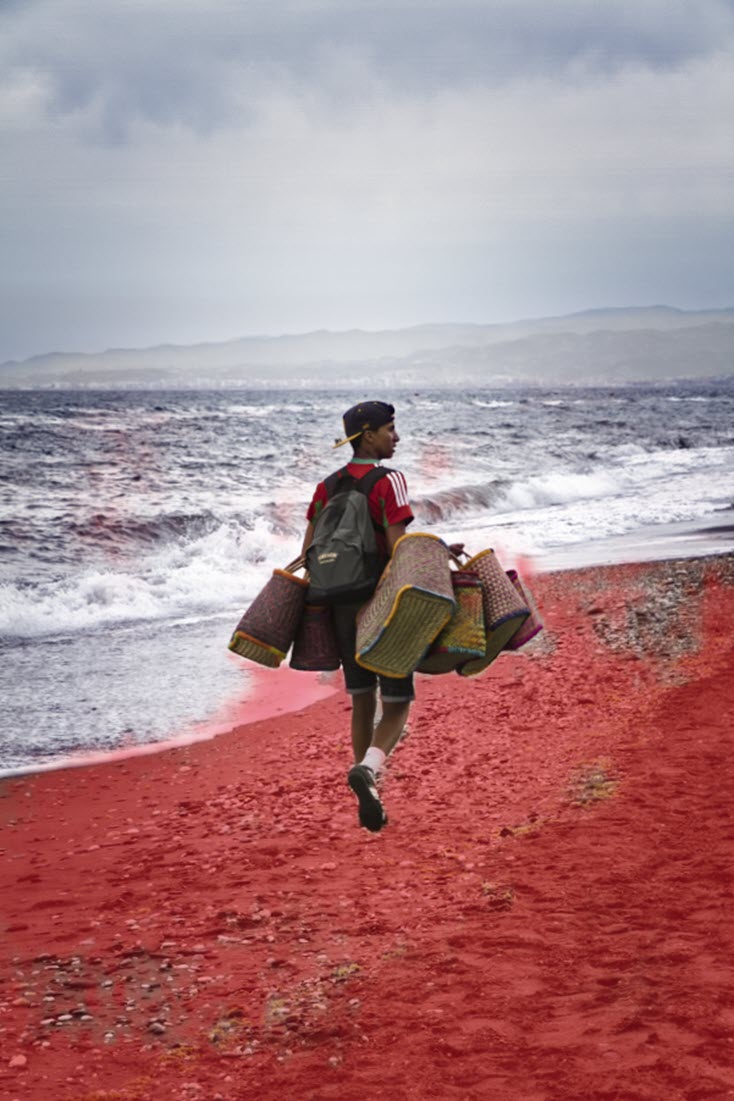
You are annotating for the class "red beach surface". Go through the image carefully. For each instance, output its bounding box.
[1,554,733,1101]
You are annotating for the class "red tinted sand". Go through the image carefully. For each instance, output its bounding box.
[1,556,733,1101]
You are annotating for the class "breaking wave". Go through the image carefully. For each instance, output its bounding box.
[0,516,291,640]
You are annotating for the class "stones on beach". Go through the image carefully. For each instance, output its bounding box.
[63,977,96,990]
[577,558,723,662]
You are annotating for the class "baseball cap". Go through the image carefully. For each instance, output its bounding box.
[332,401,395,449]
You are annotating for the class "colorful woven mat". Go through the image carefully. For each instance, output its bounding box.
[504,570,544,650]
[290,604,341,671]
[228,563,308,669]
[457,549,529,677]
[418,571,486,675]
[356,533,455,678]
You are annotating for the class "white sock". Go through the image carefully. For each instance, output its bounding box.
[361,746,386,775]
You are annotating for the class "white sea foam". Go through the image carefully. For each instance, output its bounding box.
[496,470,622,512]
[441,453,734,558]
[0,515,293,639]
[666,395,717,403]
[470,398,516,408]
[622,445,732,473]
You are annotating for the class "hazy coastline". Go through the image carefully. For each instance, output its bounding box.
[3,306,733,390]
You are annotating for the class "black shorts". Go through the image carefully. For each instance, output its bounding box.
[332,602,415,703]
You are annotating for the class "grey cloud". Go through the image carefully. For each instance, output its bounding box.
[3,0,734,142]
[1,0,732,361]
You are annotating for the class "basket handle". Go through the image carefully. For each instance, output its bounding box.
[283,555,307,575]
[449,547,469,569]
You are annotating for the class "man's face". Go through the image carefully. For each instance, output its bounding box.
[368,421,399,459]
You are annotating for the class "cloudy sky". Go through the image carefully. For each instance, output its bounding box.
[2,0,733,362]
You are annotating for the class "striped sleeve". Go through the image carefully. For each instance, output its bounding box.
[377,470,414,528]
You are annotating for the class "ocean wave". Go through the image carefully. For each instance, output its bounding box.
[67,509,222,548]
[622,444,733,473]
[0,516,296,640]
[412,481,507,523]
[2,466,628,639]
[3,388,733,642]
[494,470,622,514]
[666,395,718,403]
[412,469,624,525]
[470,398,516,408]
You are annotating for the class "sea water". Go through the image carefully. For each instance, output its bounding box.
[2,383,733,772]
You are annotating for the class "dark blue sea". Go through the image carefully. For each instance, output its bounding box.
[2,383,733,772]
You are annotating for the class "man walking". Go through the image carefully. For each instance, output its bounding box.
[302,401,414,832]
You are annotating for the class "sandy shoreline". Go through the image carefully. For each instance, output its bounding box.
[2,552,733,1100]
[0,665,340,781]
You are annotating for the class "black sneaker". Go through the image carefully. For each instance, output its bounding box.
[347,764,388,832]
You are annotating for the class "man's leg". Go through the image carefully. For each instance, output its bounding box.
[333,603,412,832]
[351,689,377,762]
[330,604,385,831]
[348,684,413,832]
[350,692,410,763]
[373,700,411,756]
[358,699,411,775]
[348,691,389,833]
[332,603,378,762]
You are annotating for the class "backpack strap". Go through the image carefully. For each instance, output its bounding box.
[323,465,395,500]
[355,465,395,497]
[320,465,395,534]
[323,466,351,498]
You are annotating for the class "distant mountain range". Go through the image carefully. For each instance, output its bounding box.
[2,306,733,388]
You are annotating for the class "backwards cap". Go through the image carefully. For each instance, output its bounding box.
[332,401,395,449]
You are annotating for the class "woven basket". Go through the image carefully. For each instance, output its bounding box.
[457,549,529,677]
[290,604,341,671]
[503,570,544,650]
[418,570,486,675]
[228,557,309,668]
[356,532,455,678]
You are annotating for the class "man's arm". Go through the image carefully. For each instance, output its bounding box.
[386,521,407,557]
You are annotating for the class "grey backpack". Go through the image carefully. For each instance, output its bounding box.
[306,466,394,605]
